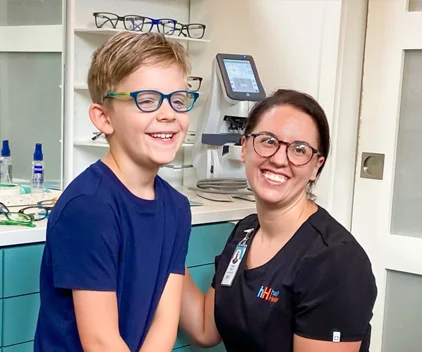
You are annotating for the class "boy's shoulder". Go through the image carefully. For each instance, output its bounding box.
[47,161,114,227]
[155,176,190,211]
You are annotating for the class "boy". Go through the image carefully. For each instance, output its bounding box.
[34,31,198,351]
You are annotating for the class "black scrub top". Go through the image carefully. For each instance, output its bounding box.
[211,206,377,352]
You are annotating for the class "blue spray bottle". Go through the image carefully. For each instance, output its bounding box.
[0,140,12,184]
[31,143,44,193]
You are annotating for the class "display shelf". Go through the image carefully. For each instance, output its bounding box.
[74,28,210,43]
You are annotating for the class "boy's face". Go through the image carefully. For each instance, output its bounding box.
[105,63,189,169]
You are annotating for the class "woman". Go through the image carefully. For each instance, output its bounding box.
[180,89,377,352]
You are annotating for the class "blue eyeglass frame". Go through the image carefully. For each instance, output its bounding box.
[104,90,200,113]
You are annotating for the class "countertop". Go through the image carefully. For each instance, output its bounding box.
[0,188,256,247]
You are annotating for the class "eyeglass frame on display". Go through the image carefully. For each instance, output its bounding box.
[93,12,177,34]
[0,202,36,227]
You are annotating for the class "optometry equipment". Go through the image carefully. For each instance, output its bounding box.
[193,53,266,180]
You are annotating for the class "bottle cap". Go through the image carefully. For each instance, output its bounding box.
[1,140,10,157]
[33,143,43,161]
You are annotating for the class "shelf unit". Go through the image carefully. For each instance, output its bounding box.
[74,27,211,43]
[64,0,210,186]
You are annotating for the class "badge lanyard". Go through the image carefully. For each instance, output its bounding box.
[221,228,254,287]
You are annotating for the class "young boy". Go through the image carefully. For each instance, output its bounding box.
[34,31,198,351]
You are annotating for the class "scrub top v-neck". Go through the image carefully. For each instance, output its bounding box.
[211,207,377,352]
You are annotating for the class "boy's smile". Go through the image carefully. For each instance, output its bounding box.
[103,63,190,170]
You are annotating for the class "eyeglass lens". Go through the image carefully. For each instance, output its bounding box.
[253,134,315,165]
[0,212,32,223]
[136,91,195,112]
[175,23,205,39]
[20,207,48,221]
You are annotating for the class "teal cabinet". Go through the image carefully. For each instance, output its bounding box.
[173,347,192,352]
[3,244,44,297]
[186,223,234,267]
[2,293,40,346]
[0,222,234,351]
[2,341,33,352]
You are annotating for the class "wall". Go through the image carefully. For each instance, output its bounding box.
[187,0,345,216]
[187,0,368,228]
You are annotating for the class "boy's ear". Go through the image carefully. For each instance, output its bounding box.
[89,103,114,136]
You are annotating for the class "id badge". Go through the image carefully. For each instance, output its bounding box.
[221,228,254,287]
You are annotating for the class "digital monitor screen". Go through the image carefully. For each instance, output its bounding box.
[223,59,260,94]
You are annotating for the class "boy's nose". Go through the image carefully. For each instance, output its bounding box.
[156,99,176,121]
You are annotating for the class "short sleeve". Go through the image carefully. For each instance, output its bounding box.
[294,242,377,342]
[48,196,120,291]
[169,197,192,275]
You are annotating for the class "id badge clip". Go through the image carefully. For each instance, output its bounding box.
[221,228,254,287]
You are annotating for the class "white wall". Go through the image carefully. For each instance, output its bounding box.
[187,0,368,228]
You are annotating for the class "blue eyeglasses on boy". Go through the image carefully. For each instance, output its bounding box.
[104,90,199,113]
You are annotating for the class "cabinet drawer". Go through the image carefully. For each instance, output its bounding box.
[3,293,40,346]
[187,223,234,267]
[2,341,33,352]
[3,244,44,297]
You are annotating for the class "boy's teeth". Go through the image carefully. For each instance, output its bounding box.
[263,171,287,183]
[151,133,173,139]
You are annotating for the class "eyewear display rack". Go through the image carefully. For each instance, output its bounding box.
[63,0,210,187]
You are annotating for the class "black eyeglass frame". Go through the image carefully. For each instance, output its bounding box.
[245,132,321,166]
[174,22,206,39]
[187,76,203,92]
[93,12,177,34]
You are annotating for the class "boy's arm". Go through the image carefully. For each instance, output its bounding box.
[49,196,125,350]
[140,197,191,352]
[73,290,130,352]
[139,273,183,352]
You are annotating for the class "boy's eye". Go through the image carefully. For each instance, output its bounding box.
[137,93,159,107]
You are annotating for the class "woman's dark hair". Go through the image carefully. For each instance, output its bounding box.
[244,89,330,199]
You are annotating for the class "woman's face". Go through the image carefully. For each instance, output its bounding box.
[241,105,325,207]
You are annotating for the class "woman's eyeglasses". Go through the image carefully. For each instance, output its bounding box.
[245,133,321,166]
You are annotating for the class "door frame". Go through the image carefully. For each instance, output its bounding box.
[321,0,368,229]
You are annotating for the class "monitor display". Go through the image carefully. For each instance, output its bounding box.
[223,59,260,93]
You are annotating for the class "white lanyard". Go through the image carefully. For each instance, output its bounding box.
[221,228,254,287]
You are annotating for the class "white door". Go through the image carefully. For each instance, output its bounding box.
[352,1,422,351]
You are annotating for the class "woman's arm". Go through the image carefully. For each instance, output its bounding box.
[179,268,221,347]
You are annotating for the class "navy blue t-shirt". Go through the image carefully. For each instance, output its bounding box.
[34,160,191,351]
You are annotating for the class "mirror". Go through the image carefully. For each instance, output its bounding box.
[0,0,64,190]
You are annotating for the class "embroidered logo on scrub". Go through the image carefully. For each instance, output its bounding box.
[257,285,279,303]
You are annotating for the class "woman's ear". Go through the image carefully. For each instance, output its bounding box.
[310,156,325,181]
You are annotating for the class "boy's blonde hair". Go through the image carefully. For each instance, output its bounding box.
[87,31,191,104]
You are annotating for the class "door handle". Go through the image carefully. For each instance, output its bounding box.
[360,152,385,180]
